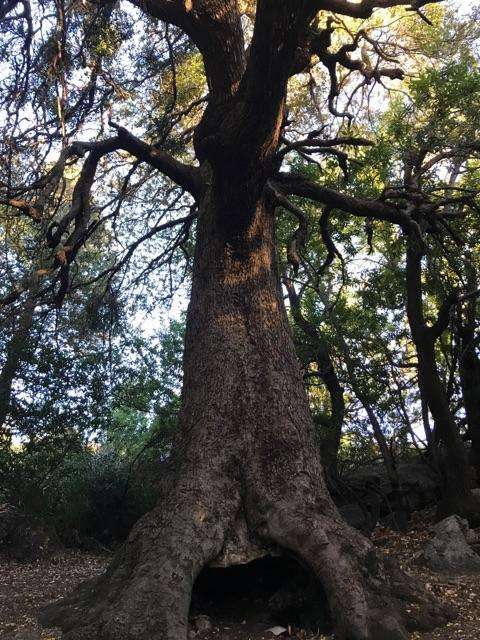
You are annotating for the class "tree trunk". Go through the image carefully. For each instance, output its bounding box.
[457,273,480,475]
[335,332,407,528]
[284,277,344,476]
[405,239,478,521]
[362,402,408,530]
[421,396,441,472]
[0,296,36,437]
[316,347,345,475]
[40,189,451,640]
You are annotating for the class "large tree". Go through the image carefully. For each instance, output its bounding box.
[1,1,470,638]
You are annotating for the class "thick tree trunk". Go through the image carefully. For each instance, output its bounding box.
[405,239,478,521]
[40,190,451,640]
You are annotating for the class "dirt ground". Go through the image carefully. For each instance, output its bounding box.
[1,519,479,640]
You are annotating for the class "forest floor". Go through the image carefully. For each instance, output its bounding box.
[1,515,479,640]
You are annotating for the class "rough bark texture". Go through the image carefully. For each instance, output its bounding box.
[40,191,452,640]
[38,3,455,637]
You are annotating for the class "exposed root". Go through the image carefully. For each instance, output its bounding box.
[262,504,456,640]
[40,489,234,640]
[39,482,454,640]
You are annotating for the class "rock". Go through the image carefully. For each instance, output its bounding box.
[0,504,59,562]
[335,461,440,532]
[465,527,478,545]
[397,463,439,511]
[423,515,480,573]
[8,629,42,640]
[339,502,377,535]
[266,627,287,636]
[189,614,212,636]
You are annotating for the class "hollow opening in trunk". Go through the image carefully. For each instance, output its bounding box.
[190,555,332,635]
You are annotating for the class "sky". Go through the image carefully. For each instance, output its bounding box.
[449,0,475,10]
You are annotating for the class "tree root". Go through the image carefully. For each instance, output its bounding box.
[40,495,455,640]
[40,488,233,640]
[262,504,456,640]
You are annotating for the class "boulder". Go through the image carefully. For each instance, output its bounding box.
[0,504,59,561]
[339,503,377,535]
[189,614,213,637]
[335,461,440,530]
[397,462,439,511]
[423,515,480,573]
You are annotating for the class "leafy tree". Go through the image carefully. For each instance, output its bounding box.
[283,30,480,520]
[0,310,183,544]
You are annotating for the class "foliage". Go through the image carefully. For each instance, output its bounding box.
[0,310,184,545]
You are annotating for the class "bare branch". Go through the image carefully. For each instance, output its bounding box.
[108,122,203,197]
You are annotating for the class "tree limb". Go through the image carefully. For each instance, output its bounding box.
[0,198,41,221]
[429,290,459,340]
[313,0,443,19]
[272,172,423,239]
[128,0,245,98]
[108,122,203,197]
[267,183,309,273]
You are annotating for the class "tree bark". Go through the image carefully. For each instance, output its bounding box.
[41,188,451,640]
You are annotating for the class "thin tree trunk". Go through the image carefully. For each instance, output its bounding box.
[284,277,345,476]
[335,333,407,527]
[318,350,345,474]
[405,238,477,520]
[457,274,480,474]
[0,296,36,435]
[421,396,441,471]
[41,190,450,640]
